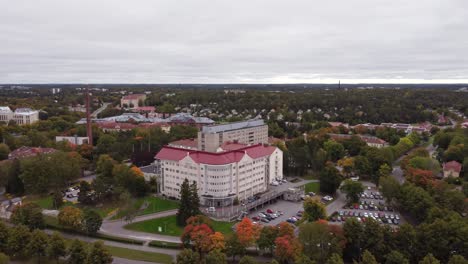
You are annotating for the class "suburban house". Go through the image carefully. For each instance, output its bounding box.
[442,161,462,178]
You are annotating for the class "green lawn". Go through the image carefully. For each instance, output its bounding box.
[124,215,235,237]
[305,182,320,193]
[104,245,173,264]
[112,196,179,219]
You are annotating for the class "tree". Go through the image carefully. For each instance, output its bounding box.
[257,226,279,254]
[275,235,302,264]
[354,156,372,178]
[379,176,401,206]
[326,253,344,264]
[87,241,113,264]
[299,221,344,263]
[385,251,409,264]
[205,250,227,264]
[7,225,31,258]
[0,222,8,253]
[27,229,49,261]
[0,253,8,264]
[225,234,246,262]
[239,256,258,264]
[67,239,87,264]
[10,202,44,230]
[419,254,440,264]
[360,250,378,264]
[448,255,468,264]
[176,248,200,264]
[378,164,392,178]
[177,178,192,226]
[295,255,316,264]
[52,190,64,209]
[82,209,103,235]
[47,232,66,263]
[210,232,226,251]
[303,197,326,221]
[0,143,10,160]
[343,218,364,260]
[324,140,345,162]
[320,165,342,194]
[189,181,201,216]
[58,206,83,230]
[78,181,94,205]
[236,217,257,247]
[340,180,364,204]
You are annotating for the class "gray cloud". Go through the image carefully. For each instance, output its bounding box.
[1,0,468,83]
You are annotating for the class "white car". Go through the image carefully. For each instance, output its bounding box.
[271,181,279,186]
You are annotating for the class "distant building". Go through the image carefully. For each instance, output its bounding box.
[197,119,268,152]
[0,107,39,125]
[8,146,57,160]
[56,136,90,145]
[168,139,198,150]
[0,107,13,123]
[120,94,147,109]
[443,161,462,178]
[328,133,389,148]
[0,197,22,219]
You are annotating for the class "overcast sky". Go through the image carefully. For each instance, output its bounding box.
[1,0,468,83]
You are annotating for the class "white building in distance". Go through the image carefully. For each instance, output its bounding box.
[0,107,39,125]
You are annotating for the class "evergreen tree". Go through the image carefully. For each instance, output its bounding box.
[177,178,192,226]
[189,181,201,216]
[82,209,103,235]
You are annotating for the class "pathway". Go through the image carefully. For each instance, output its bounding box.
[100,209,180,243]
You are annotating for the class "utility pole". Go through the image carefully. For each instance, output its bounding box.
[85,85,93,146]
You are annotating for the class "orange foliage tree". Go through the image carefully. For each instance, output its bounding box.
[406,167,434,188]
[274,234,302,264]
[236,217,260,247]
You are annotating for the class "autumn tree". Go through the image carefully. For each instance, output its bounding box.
[58,206,83,230]
[236,217,258,247]
[275,234,302,264]
[303,197,326,221]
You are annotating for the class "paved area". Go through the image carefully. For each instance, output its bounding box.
[246,200,304,226]
[100,209,180,243]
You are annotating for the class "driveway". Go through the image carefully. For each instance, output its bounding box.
[100,209,180,243]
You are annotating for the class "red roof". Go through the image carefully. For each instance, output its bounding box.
[155,144,276,165]
[443,161,462,173]
[8,146,57,160]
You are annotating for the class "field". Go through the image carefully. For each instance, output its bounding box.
[124,215,235,236]
[304,182,320,194]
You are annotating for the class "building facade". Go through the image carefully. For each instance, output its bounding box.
[120,94,147,109]
[0,107,39,125]
[155,143,283,206]
[197,119,268,152]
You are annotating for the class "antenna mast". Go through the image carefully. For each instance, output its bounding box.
[85,85,93,146]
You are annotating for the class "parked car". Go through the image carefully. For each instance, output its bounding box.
[266,209,274,214]
[261,218,270,223]
[252,216,260,221]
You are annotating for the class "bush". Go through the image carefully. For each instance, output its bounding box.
[149,240,182,249]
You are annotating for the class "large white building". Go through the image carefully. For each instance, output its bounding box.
[0,107,39,125]
[155,142,283,207]
[0,107,13,123]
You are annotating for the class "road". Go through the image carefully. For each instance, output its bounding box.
[100,209,180,243]
[91,102,111,118]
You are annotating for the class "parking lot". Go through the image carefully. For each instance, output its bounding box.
[330,187,403,226]
[62,186,80,203]
[246,199,304,226]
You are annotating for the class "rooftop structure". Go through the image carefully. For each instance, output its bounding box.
[443,161,462,178]
[0,107,39,125]
[8,146,57,160]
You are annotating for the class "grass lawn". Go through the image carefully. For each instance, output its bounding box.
[104,245,172,264]
[305,182,320,194]
[124,215,235,237]
[112,196,179,219]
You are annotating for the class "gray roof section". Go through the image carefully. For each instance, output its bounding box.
[202,119,264,133]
